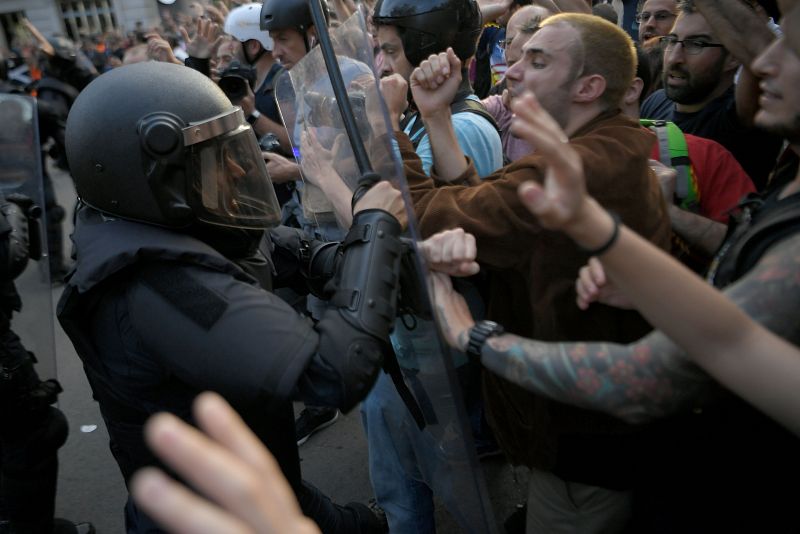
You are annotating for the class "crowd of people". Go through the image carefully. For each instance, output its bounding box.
[2,0,799,532]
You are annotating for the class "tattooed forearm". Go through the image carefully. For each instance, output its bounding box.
[481,331,715,423]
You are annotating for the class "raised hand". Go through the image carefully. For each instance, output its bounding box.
[379,74,409,130]
[180,17,222,59]
[511,91,617,250]
[131,392,320,534]
[509,91,588,232]
[409,48,463,120]
[146,33,182,65]
[419,228,480,277]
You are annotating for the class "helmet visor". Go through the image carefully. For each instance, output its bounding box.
[189,125,281,228]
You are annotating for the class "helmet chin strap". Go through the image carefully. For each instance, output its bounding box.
[243,44,266,66]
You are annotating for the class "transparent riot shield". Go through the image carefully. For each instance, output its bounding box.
[0,93,57,380]
[276,8,497,532]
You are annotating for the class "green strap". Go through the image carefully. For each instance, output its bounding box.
[641,119,700,212]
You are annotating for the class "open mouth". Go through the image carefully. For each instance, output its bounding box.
[666,72,688,85]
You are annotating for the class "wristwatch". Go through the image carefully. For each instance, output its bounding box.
[466,320,505,360]
[246,109,261,125]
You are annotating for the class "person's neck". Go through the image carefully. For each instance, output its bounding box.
[564,103,608,138]
[255,54,276,88]
[674,77,733,114]
[621,102,640,120]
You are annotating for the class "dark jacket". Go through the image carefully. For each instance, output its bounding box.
[57,207,319,497]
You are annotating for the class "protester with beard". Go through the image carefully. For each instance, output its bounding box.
[635,0,677,43]
[640,0,782,189]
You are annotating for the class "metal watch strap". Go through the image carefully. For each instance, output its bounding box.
[466,320,504,360]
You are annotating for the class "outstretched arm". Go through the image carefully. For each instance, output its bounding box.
[508,91,800,435]
[431,270,716,423]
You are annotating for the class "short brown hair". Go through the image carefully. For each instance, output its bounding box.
[540,13,637,110]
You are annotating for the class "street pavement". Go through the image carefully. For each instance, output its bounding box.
[40,161,527,533]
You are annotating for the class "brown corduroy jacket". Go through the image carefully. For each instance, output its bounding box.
[401,109,672,488]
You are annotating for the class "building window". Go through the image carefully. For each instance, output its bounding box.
[58,0,118,40]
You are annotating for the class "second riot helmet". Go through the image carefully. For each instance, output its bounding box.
[372,0,483,67]
[260,0,330,34]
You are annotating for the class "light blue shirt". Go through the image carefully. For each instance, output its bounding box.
[404,99,503,179]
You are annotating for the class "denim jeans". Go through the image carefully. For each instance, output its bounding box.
[361,372,436,534]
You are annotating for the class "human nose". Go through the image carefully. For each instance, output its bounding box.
[506,59,522,81]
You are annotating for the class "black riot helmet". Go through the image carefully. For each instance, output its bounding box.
[65,61,280,230]
[260,0,330,34]
[373,0,483,67]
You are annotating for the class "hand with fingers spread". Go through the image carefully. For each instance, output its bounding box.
[430,272,475,352]
[510,91,615,250]
[409,48,463,120]
[299,131,347,189]
[181,17,222,59]
[575,257,634,311]
[419,228,480,277]
[146,33,182,65]
[131,392,320,534]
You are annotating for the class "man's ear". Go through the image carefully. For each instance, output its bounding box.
[723,52,742,74]
[624,77,644,107]
[307,26,318,48]
[246,39,262,56]
[573,73,607,104]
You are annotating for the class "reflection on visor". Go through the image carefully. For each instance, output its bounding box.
[192,126,281,228]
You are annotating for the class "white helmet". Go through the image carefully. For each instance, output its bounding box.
[224,3,273,51]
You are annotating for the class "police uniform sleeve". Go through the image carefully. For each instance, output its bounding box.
[126,262,321,407]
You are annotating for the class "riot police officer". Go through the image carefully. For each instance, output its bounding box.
[0,193,92,534]
[59,61,401,533]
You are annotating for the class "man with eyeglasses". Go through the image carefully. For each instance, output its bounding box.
[640,0,782,190]
[636,0,677,42]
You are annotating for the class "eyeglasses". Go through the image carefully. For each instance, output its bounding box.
[659,35,725,55]
[499,28,539,50]
[635,10,676,24]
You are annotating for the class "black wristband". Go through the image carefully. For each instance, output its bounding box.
[466,320,505,360]
[580,211,621,256]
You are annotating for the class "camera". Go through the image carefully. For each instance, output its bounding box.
[258,133,281,153]
[217,60,256,104]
